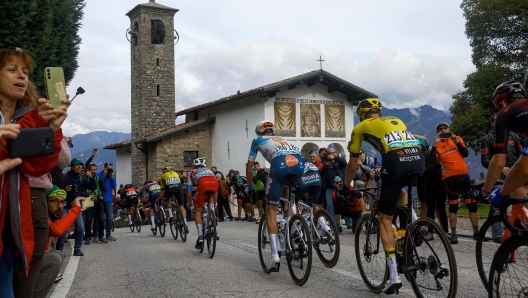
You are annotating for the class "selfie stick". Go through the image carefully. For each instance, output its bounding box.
[70,87,85,103]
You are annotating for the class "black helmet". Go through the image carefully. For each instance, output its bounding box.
[492,80,526,110]
[162,165,172,173]
[357,98,382,117]
[124,183,133,189]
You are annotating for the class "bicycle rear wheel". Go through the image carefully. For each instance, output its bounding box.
[488,234,528,298]
[405,218,457,298]
[135,211,141,233]
[476,215,503,292]
[159,210,166,237]
[286,214,312,286]
[170,208,179,240]
[206,208,217,258]
[179,211,187,242]
[129,212,135,232]
[312,208,340,268]
[354,214,388,293]
[257,215,273,273]
[199,208,205,253]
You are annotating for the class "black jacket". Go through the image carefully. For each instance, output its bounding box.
[323,156,347,188]
[480,130,523,169]
[64,171,97,209]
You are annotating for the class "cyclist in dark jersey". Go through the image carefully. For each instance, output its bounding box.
[481,80,528,203]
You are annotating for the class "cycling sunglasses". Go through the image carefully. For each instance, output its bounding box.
[309,151,318,155]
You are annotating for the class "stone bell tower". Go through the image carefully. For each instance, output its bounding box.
[126,0,178,184]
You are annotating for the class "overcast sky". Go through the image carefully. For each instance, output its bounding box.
[62,0,475,136]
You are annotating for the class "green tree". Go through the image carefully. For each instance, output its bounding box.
[0,0,85,96]
[451,0,528,152]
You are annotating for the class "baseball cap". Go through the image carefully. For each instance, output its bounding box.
[120,183,123,187]
[46,185,67,199]
[236,178,243,183]
[327,143,336,150]
[435,121,449,131]
[334,176,343,183]
[228,169,235,175]
[70,158,83,166]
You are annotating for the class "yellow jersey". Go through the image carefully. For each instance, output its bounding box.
[160,171,181,189]
[348,116,421,157]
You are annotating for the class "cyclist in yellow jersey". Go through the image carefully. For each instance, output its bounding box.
[345,98,425,295]
[159,166,188,233]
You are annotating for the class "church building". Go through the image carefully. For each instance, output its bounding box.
[105,1,377,186]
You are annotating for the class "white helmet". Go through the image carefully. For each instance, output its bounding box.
[255,120,275,135]
[193,158,206,168]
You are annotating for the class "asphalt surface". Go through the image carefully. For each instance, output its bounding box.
[49,219,489,298]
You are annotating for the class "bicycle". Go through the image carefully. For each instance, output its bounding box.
[129,205,142,233]
[297,198,340,268]
[487,196,528,298]
[258,174,312,286]
[157,199,169,237]
[199,190,216,258]
[354,172,457,297]
[169,196,187,242]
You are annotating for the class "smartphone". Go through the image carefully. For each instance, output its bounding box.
[440,132,453,139]
[44,67,67,108]
[8,127,55,158]
[373,157,377,164]
[82,197,94,209]
[94,148,98,152]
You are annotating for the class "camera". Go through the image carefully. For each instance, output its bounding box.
[106,168,113,176]
[322,152,330,161]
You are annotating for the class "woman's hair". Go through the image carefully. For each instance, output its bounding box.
[0,48,38,108]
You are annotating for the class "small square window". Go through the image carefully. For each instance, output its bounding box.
[156,85,160,96]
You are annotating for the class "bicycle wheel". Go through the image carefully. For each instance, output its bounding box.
[159,210,166,237]
[135,217,141,233]
[476,215,504,292]
[129,212,135,232]
[488,234,528,298]
[199,208,205,253]
[206,208,217,258]
[170,208,179,240]
[286,214,312,286]
[258,215,273,273]
[312,208,340,268]
[405,218,457,298]
[354,214,388,293]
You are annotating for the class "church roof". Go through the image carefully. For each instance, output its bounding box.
[175,69,377,117]
[126,1,179,18]
[104,140,131,149]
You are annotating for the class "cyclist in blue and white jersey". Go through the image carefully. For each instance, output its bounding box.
[245,120,305,269]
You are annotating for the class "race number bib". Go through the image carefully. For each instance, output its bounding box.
[384,130,419,148]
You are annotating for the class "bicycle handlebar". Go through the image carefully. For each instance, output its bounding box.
[499,197,528,236]
[471,180,504,190]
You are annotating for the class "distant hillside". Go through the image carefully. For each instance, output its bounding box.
[354,105,486,180]
[69,131,130,170]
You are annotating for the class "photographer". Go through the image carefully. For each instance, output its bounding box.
[86,163,107,244]
[321,143,347,220]
[97,162,117,241]
[253,162,267,223]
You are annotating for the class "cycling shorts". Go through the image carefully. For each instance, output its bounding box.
[194,176,218,208]
[164,183,184,207]
[149,193,160,207]
[443,174,473,205]
[255,191,265,201]
[126,195,138,209]
[293,171,322,205]
[266,154,305,207]
[378,149,425,216]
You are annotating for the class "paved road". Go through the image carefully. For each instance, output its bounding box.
[49,219,488,298]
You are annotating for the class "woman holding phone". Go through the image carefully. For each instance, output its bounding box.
[0,47,70,298]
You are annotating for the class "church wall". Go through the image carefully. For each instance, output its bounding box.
[147,142,158,180]
[116,146,132,186]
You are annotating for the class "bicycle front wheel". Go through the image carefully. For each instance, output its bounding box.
[354,214,388,293]
[286,214,312,286]
[159,211,166,237]
[405,218,457,298]
[135,211,141,233]
[179,210,187,242]
[206,208,217,258]
[129,213,135,232]
[170,209,179,240]
[488,234,528,298]
[312,209,340,268]
[476,215,504,292]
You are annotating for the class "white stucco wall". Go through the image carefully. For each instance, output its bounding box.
[115,146,132,186]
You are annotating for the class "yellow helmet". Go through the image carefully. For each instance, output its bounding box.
[357,98,382,117]
[162,166,172,173]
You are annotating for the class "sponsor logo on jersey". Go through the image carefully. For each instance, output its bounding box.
[302,174,319,181]
[285,154,299,167]
[399,155,421,162]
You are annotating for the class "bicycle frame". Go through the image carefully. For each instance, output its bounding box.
[498,197,528,263]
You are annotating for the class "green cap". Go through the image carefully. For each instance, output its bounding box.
[236,178,243,183]
[46,185,67,199]
[120,183,123,187]
[71,158,83,166]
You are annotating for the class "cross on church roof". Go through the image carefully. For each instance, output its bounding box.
[317,55,325,70]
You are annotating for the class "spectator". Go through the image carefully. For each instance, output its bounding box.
[310,150,324,170]
[349,149,370,229]
[0,47,68,298]
[429,121,477,244]
[216,174,233,221]
[226,169,235,185]
[321,143,347,221]
[233,177,256,222]
[55,158,96,255]
[97,162,117,241]
[33,186,84,298]
[211,166,224,181]
[253,162,267,223]
[85,163,106,244]
[332,176,365,233]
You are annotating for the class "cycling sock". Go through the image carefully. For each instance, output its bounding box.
[385,248,398,279]
[450,226,456,235]
[411,208,418,223]
[270,234,278,255]
[197,224,203,236]
[472,225,479,234]
[292,203,297,215]
[168,209,173,218]
[184,218,187,224]
[318,216,326,227]
[150,216,155,227]
[209,204,215,212]
[128,215,132,224]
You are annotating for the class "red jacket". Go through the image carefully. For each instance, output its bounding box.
[0,108,62,275]
[313,160,324,171]
[46,205,80,251]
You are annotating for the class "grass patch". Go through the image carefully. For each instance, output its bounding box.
[416,203,491,217]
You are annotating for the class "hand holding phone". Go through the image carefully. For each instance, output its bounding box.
[439,132,452,139]
[8,127,55,159]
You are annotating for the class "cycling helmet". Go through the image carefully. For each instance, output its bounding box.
[193,158,206,167]
[124,183,133,189]
[357,98,382,117]
[162,166,172,173]
[492,80,526,110]
[144,179,152,184]
[255,120,275,135]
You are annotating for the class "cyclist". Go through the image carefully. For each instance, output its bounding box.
[144,179,161,231]
[245,120,304,270]
[186,158,218,249]
[480,79,528,206]
[159,166,189,234]
[123,184,139,227]
[344,98,424,294]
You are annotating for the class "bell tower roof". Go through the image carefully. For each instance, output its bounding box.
[126,1,179,18]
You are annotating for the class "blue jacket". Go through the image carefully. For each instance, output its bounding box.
[97,170,116,203]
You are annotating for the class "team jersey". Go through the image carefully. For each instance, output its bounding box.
[248,136,301,163]
[493,100,528,154]
[348,116,420,156]
[303,161,319,174]
[123,188,137,199]
[160,171,181,189]
[435,136,469,180]
[145,182,161,196]
[188,167,216,186]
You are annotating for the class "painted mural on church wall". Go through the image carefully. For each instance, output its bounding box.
[274,102,296,137]
[325,104,345,138]
[300,104,321,137]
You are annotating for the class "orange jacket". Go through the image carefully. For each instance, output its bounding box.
[0,108,62,275]
[47,205,81,251]
[431,136,469,180]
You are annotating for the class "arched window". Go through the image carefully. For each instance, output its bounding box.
[151,20,165,44]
